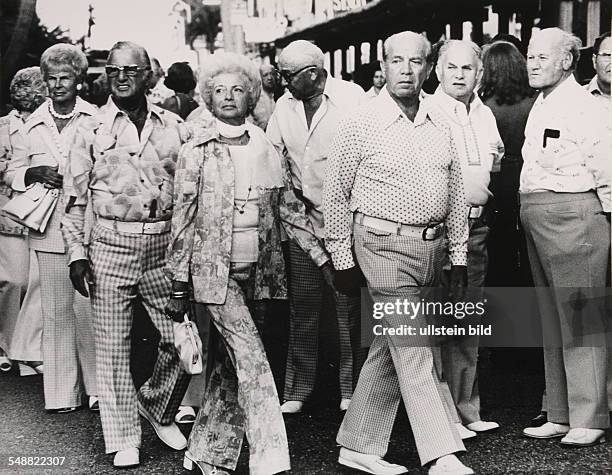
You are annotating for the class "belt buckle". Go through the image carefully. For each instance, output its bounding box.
[422,223,439,241]
[143,222,155,234]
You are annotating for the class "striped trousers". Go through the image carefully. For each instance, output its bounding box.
[88,224,190,453]
[284,240,361,401]
[36,251,97,409]
[337,223,464,466]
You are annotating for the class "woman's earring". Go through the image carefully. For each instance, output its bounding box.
[76,83,83,91]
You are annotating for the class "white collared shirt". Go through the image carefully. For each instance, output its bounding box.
[427,87,504,206]
[585,76,611,111]
[521,75,611,212]
[266,76,365,239]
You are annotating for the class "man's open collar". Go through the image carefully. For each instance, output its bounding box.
[586,76,609,97]
[373,86,429,129]
[534,74,581,107]
[432,86,483,119]
[99,96,166,127]
[24,96,97,132]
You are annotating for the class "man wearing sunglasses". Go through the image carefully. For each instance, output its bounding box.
[62,41,190,469]
[267,40,366,415]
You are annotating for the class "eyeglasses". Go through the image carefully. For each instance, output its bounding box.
[276,65,316,83]
[105,64,150,77]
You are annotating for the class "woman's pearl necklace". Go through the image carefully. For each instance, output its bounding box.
[48,99,76,120]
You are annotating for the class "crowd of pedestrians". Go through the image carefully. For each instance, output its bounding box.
[0,26,610,475]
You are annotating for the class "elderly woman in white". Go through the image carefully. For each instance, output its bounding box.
[7,44,97,413]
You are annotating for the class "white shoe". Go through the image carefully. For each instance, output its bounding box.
[338,447,408,475]
[340,398,351,411]
[183,454,230,474]
[113,447,140,468]
[523,422,570,439]
[18,362,43,376]
[280,400,303,414]
[138,401,187,450]
[88,396,99,412]
[560,428,606,447]
[428,455,474,475]
[175,405,197,424]
[455,423,476,440]
[466,420,499,432]
[0,355,12,372]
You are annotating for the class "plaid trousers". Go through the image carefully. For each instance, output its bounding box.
[36,251,97,409]
[88,224,190,453]
[284,240,361,401]
[187,266,290,475]
[337,223,464,466]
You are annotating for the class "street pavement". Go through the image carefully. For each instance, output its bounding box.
[1,310,611,474]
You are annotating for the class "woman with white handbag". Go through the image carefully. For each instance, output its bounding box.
[6,44,98,413]
[0,67,47,376]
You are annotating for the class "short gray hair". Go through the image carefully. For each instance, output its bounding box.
[198,52,261,114]
[40,44,88,81]
[531,28,582,70]
[278,40,324,69]
[108,41,151,68]
[10,67,47,113]
[437,39,482,67]
[383,31,433,63]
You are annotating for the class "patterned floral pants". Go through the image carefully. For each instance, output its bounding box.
[187,265,290,474]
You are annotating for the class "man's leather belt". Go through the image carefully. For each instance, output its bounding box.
[468,206,484,219]
[98,217,171,235]
[354,212,444,241]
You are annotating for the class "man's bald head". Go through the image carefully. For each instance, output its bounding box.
[278,40,324,70]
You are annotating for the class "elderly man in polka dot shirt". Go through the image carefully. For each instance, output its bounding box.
[324,31,472,475]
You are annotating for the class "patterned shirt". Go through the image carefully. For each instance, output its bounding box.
[62,98,185,263]
[0,110,27,236]
[521,75,611,212]
[427,87,504,206]
[267,76,366,242]
[585,76,611,111]
[323,86,469,270]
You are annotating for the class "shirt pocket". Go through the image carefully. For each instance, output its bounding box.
[538,137,583,176]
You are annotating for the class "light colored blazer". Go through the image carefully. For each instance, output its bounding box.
[6,98,97,253]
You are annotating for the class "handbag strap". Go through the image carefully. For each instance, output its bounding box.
[183,313,200,365]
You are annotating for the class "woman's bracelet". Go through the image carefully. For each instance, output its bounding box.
[171,291,189,299]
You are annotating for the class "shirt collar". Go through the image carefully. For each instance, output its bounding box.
[432,86,482,119]
[373,86,429,129]
[7,109,25,135]
[534,74,581,107]
[24,96,97,132]
[99,96,166,127]
[586,76,609,97]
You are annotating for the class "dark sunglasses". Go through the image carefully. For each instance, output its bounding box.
[105,64,150,78]
[276,65,316,83]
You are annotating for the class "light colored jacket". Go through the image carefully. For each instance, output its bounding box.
[166,118,322,304]
[7,98,97,253]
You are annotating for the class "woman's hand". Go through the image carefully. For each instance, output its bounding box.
[24,165,63,188]
[165,295,190,323]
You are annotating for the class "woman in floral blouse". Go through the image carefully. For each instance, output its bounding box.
[165,53,320,475]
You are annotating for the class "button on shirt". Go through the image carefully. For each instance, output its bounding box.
[62,98,185,263]
[427,88,504,206]
[266,76,365,240]
[521,75,611,212]
[323,86,469,269]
